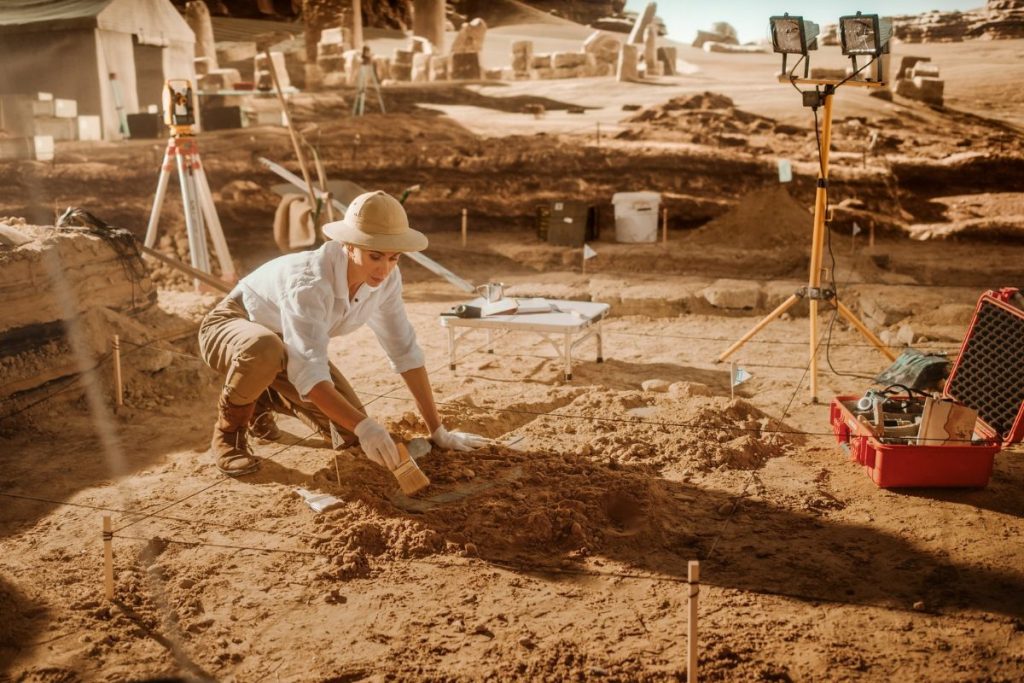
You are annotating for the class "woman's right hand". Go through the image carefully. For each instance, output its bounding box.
[354,417,400,470]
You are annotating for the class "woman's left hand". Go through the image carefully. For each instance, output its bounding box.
[431,425,490,452]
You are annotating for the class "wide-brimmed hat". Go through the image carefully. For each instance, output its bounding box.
[322,190,428,252]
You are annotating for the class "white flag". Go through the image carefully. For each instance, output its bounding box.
[583,243,598,260]
[777,159,792,183]
[731,366,752,387]
[852,222,862,236]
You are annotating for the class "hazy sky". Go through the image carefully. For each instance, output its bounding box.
[623,1,981,43]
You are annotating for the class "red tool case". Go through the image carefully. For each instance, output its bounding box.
[829,288,1024,488]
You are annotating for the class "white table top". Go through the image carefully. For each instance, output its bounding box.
[439,298,610,333]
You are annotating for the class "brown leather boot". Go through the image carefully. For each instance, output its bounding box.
[211,393,260,476]
[250,391,281,442]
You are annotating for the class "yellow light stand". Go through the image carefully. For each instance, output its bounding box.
[717,76,896,401]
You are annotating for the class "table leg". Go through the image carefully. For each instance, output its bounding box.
[596,321,604,363]
[564,332,573,381]
[448,326,456,371]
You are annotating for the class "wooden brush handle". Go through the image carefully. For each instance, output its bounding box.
[396,442,411,466]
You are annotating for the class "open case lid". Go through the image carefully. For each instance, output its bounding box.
[945,288,1024,447]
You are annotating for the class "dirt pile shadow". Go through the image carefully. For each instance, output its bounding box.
[285,442,1024,619]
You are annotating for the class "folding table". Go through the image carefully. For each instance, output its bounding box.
[439,298,609,380]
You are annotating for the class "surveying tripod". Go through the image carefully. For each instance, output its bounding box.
[144,81,235,288]
[352,59,385,116]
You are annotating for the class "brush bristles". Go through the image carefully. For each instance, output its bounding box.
[392,443,430,495]
[393,460,430,495]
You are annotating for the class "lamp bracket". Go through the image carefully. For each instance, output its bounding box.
[797,286,836,301]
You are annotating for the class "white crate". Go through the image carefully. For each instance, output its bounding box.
[77,115,102,141]
[53,99,77,118]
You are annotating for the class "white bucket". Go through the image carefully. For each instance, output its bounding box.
[612,191,661,243]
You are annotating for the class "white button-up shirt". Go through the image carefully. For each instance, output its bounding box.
[233,241,424,398]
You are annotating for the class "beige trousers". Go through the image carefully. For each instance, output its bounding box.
[198,295,364,444]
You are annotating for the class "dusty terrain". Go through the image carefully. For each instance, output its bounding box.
[2,28,1024,683]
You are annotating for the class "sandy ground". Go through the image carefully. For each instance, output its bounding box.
[2,20,1024,683]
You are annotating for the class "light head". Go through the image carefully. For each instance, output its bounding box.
[840,12,893,56]
[769,14,820,55]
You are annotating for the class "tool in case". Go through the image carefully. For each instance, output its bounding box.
[830,288,1024,488]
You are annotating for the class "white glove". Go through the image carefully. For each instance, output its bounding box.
[431,425,489,452]
[354,417,400,470]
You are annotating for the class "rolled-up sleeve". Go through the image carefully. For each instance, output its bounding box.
[280,279,333,398]
[366,269,425,373]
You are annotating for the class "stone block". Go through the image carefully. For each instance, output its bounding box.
[534,67,554,80]
[32,117,76,141]
[0,136,53,161]
[451,17,487,53]
[552,51,586,68]
[390,63,412,82]
[702,279,762,309]
[412,52,431,82]
[913,76,944,104]
[428,55,448,81]
[657,46,677,75]
[217,41,256,64]
[254,51,290,90]
[896,55,929,79]
[617,43,639,81]
[199,67,241,91]
[512,40,533,72]
[531,53,552,69]
[77,115,102,141]
[374,56,391,81]
[553,67,576,79]
[194,56,213,75]
[641,379,670,393]
[393,48,414,66]
[910,62,940,79]
[450,52,481,80]
[320,27,345,45]
[53,99,77,118]
[583,31,621,64]
[692,30,728,48]
[484,67,504,80]
[318,55,345,73]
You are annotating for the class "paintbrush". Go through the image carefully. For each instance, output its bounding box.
[391,442,430,496]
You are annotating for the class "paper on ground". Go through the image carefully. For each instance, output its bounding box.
[295,487,344,513]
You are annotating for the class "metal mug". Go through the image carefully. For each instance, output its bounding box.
[476,282,505,302]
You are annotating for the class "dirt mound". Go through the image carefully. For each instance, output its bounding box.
[304,442,688,582]
[688,185,813,249]
[617,92,783,147]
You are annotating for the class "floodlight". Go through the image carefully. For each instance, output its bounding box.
[769,14,820,55]
[839,12,893,56]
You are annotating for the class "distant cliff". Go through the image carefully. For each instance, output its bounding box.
[892,0,1024,42]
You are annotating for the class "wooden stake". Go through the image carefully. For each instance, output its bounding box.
[662,207,668,244]
[582,248,587,274]
[729,362,736,400]
[596,121,601,147]
[869,223,875,248]
[112,335,123,412]
[461,208,467,248]
[103,516,114,601]
[687,560,700,683]
[333,453,342,485]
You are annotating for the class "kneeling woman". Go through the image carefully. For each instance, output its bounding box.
[199,190,486,475]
